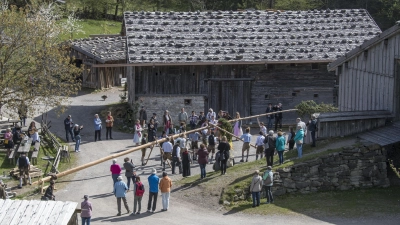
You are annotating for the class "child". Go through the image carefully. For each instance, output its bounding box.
[240,127,252,162]
[141,133,148,166]
[133,119,142,146]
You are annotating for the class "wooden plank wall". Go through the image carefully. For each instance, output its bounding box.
[337,32,400,116]
[318,118,387,138]
[134,63,336,123]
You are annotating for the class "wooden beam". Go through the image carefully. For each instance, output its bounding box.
[228,109,297,122]
[210,124,257,149]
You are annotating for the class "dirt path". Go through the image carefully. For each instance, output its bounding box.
[30,88,399,225]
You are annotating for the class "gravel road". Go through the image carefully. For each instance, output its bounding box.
[32,88,400,225]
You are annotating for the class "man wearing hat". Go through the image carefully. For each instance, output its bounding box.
[262,166,274,204]
[64,115,75,142]
[81,195,92,225]
[114,176,130,216]
[147,168,160,213]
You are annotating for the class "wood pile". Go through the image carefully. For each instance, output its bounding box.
[9,166,43,179]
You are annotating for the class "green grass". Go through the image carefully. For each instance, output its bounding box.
[225,186,400,217]
[59,19,122,41]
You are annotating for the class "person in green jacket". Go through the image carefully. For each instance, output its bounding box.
[294,125,305,158]
[275,131,286,165]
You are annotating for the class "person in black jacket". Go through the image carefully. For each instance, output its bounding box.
[265,103,275,131]
[273,103,283,131]
[44,181,55,200]
[217,136,230,175]
[308,116,318,147]
[64,115,75,142]
[264,130,276,167]
[207,132,216,164]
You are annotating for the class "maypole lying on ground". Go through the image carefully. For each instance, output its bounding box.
[32,126,209,186]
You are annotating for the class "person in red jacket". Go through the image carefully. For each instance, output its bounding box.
[110,159,121,192]
[197,144,209,179]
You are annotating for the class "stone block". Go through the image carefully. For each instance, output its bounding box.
[296,181,310,189]
[338,184,351,191]
[331,177,339,183]
[378,162,387,170]
[342,148,360,153]
[374,155,386,163]
[367,144,381,151]
[311,181,322,187]
[279,172,291,178]
[283,179,296,189]
[351,170,362,177]
[273,187,286,196]
[309,165,319,175]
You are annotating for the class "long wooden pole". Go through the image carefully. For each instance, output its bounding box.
[210,124,257,149]
[228,109,297,122]
[32,126,208,185]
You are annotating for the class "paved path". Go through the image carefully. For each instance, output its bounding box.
[33,88,399,225]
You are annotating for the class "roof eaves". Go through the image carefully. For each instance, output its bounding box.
[71,45,106,64]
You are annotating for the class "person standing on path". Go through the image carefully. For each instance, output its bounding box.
[206,108,216,121]
[148,119,157,144]
[207,131,216,163]
[81,195,93,225]
[105,111,114,140]
[189,111,198,130]
[172,140,182,174]
[114,176,130,216]
[133,176,145,215]
[93,114,102,141]
[140,133,148,166]
[17,152,31,188]
[162,137,173,171]
[262,166,274,204]
[240,127,252,162]
[308,115,318,147]
[265,130,276,167]
[110,159,121,191]
[276,131,286,165]
[273,103,283,132]
[163,110,173,135]
[197,144,209,179]
[250,170,263,207]
[287,127,295,150]
[217,136,230,175]
[233,112,243,139]
[139,106,147,128]
[265,103,274,131]
[255,131,265,160]
[159,172,172,211]
[181,148,191,177]
[73,124,84,152]
[123,157,136,190]
[64,115,75,142]
[147,168,160,213]
[296,118,307,144]
[133,119,142,146]
[178,108,188,126]
[294,125,305,158]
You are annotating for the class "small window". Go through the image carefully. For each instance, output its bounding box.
[290,63,296,67]
[345,62,349,69]
[314,94,319,98]
[184,99,192,105]
[264,94,270,100]
[292,92,297,97]
[311,63,319,70]
[193,73,195,76]
[267,64,275,70]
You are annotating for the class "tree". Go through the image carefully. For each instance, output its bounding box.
[0,0,82,117]
[62,9,85,39]
[295,100,338,120]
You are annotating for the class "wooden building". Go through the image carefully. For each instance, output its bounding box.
[70,36,126,89]
[328,23,400,121]
[123,10,381,123]
[0,199,78,225]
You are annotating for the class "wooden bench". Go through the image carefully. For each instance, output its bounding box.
[31,142,41,165]
[8,150,16,165]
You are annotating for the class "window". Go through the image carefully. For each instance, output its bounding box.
[290,63,296,67]
[314,94,319,98]
[292,92,297,97]
[264,94,270,100]
[184,99,192,105]
[267,64,275,70]
[311,63,319,70]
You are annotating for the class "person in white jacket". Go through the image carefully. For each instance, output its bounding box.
[249,170,263,207]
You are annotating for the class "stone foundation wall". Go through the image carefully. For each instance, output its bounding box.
[136,95,205,125]
[272,143,389,196]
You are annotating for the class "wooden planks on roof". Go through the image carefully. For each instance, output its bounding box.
[0,200,78,225]
[358,122,400,146]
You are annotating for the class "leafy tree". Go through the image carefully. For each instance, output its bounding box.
[62,9,85,39]
[0,1,81,117]
[295,100,338,120]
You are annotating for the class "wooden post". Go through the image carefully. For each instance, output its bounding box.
[31,126,208,186]
[210,124,257,149]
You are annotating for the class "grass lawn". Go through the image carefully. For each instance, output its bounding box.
[59,19,122,41]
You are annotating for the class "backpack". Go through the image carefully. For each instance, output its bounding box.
[135,182,145,196]
[263,171,272,186]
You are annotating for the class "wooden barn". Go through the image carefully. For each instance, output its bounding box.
[70,36,126,89]
[0,199,78,225]
[123,10,381,123]
[314,23,400,138]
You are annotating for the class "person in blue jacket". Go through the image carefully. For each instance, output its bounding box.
[294,125,305,158]
[147,168,160,213]
[93,114,102,141]
[275,131,286,165]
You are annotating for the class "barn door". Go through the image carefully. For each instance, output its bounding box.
[207,80,251,119]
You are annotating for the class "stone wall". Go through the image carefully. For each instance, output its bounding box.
[271,143,390,196]
[231,143,390,202]
[136,95,205,125]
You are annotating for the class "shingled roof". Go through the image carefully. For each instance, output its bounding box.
[124,9,381,65]
[71,36,126,63]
